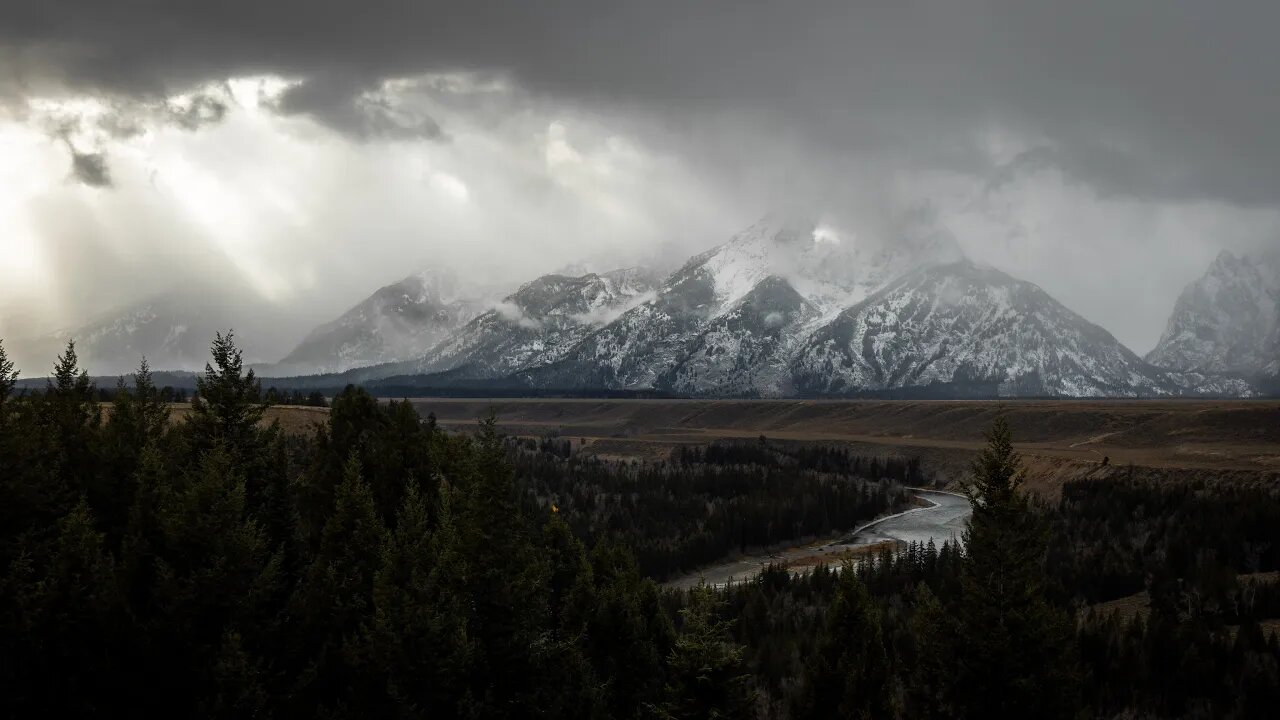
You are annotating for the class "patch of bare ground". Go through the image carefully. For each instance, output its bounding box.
[106,403,330,435]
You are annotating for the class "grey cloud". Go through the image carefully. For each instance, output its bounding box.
[69,149,111,187]
[276,76,445,141]
[166,93,227,131]
[2,2,1280,207]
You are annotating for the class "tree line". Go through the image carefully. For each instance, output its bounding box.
[508,437,907,580]
[2,334,1279,718]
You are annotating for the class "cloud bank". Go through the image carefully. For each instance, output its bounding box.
[2,1,1279,370]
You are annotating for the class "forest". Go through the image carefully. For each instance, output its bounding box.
[1,334,1279,719]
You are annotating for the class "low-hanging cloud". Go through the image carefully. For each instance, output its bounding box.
[1,1,1279,370]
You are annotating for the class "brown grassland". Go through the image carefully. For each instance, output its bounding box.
[402,398,1280,497]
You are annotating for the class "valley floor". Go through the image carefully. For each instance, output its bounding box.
[405,397,1280,496]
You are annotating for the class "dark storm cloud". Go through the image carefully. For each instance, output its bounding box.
[68,149,111,187]
[4,1,1280,206]
[275,76,445,141]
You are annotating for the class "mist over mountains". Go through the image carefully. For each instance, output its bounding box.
[5,216,1275,398]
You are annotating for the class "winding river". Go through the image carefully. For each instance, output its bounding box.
[844,489,971,550]
[667,488,972,590]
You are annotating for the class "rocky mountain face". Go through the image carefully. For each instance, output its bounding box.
[273,270,486,375]
[387,267,659,381]
[794,261,1175,397]
[662,275,818,396]
[1146,250,1280,378]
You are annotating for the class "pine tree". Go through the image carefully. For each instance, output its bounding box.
[361,478,468,717]
[291,454,385,713]
[4,500,126,715]
[200,629,269,718]
[43,340,99,489]
[588,540,675,719]
[801,564,894,719]
[656,584,755,720]
[187,331,266,449]
[0,338,17,414]
[99,358,172,541]
[536,512,605,719]
[149,447,282,710]
[946,418,1079,718]
[907,583,955,719]
[454,415,553,718]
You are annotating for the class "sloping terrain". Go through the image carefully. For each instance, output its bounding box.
[274,269,486,375]
[1147,250,1280,377]
[399,267,656,380]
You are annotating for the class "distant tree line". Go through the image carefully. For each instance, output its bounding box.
[509,438,908,580]
[262,387,329,407]
[679,440,926,485]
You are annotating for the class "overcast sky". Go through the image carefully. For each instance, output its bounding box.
[2,1,1279,366]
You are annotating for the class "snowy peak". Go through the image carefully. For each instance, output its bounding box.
[405,267,658,379]
[792,260,1166,397]
[276,268,486,375]
[1146,249,1280,376]
[666,213,966,319]
[668,214,816,310]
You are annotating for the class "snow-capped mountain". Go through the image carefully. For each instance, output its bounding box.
[273,270,487,375]
[512,215,963,391]
[792,260,1174,397]
[1146,250,1280,377]
[388,267,658,381]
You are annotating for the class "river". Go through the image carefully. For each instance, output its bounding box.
[844,489,971,549]
[666,488,972,590]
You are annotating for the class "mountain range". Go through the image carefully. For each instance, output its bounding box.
[9,216,1274,398]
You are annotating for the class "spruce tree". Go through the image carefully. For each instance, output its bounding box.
[291,454,385,713]
[801,564,894,719]
[99,358,172,541]
[656,584,755,720]
[149,447,282,710]
[361,478,469,716]
[4,500,126,715]
[188,331,265,449]
[455,415,552,718]
[947,418,1078,718]
[0,338,17,413]
[588,539,675,719]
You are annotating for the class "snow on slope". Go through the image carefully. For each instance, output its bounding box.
[274,269,486,375]
[516,214,965,392]
[393,267,659,380]
[1146,250,1280,377]
[792,261,1175,397]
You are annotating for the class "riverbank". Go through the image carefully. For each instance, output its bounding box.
[666,488,972,590]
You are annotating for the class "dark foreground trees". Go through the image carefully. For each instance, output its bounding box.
[1,334,1278,718]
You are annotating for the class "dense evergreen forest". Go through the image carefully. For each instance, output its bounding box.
[1,334,1279,718]
[509,438,907,579]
